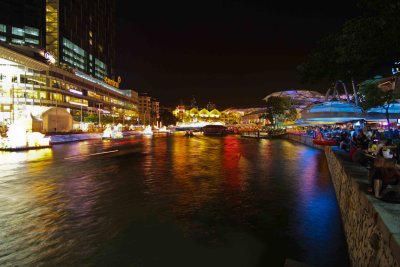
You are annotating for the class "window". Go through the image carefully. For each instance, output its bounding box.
[12,27,24,36]
[25,37,39,45]
[24,26,39,36]
[0,36,6,42]
[12,38,24,44]
[0,24,6,33]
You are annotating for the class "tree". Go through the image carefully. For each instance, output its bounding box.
[264,96,291,128]
[286,107,298,122]
[160,111,177,126]
[298,0,400,86]
[358,81,394,126]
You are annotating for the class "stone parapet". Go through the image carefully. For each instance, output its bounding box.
[284,133,324,150]
[325,147,400,267]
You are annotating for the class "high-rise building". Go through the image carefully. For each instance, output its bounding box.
[0,0,116,79]
[0,0,138,132]
[151,98,160,125]
[46,0,116,79]
[0,0,43,48]
[138,93,152,125]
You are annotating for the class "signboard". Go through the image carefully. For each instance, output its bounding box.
[104,76,122,88]
[40,50,56,64]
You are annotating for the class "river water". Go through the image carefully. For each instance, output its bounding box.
[0,134,349,266]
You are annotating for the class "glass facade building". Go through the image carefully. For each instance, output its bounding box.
[54,0,116,78]
[0,0,116,79]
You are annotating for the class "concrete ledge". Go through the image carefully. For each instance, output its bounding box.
[284,133,325,150]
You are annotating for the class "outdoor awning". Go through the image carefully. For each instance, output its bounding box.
[301,101,364,123]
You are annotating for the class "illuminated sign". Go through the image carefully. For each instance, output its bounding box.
[69,88,83,95]
[104,76,122,88]
[40,50,56,64]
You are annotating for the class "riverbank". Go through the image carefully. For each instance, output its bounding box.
[285,133,400,267]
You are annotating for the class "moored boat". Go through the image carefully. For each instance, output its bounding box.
[202,125,227,136]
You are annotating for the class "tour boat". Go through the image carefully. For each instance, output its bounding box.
[202,125,227,136]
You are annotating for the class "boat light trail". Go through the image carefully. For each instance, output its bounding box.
[64,150,119,160]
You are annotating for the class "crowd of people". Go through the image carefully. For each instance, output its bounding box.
[307,125,400,201]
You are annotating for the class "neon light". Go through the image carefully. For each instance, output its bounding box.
[69,88,83,95]
[69,101,88,107]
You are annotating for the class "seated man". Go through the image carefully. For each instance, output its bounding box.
[370,156,400,198]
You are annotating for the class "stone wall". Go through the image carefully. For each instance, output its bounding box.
[325,147,400,267]
[284,133,324,150]
[284,134,400,267]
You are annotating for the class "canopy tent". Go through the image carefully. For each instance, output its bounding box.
[301,101,364,123]
[365,102,400,122]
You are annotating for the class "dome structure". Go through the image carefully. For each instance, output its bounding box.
[263,90,325,109]
[301,101,364,123]
[299,81,364,123]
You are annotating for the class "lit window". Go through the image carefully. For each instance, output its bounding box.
[24,26,39,36]
[12,27,24,36]
[12,38,24,44]
[89,39,92,45]
[0,36,6,42]
[89,31,93,37]
[0,24,6,33]
[25,38,39,45]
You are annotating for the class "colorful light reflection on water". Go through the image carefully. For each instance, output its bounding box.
[0,135,349,266]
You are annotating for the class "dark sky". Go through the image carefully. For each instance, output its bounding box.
[116,0,358,109]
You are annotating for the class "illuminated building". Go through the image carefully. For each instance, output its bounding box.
[0,43,138,131]
[46,0,116,79]
[0,0,116,79]
[0,0,43,48]
[138,93,151,125]
[151,98,160,125]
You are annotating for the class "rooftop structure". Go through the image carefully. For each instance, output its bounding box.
[263,90,325,109]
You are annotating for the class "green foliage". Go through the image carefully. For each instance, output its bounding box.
[298,0,400,84]
[160,111,177,126]
[357,82,393,110]
[264,96,291,127]
[84,114,97,123]
[286,107,298,122]
[358,81,395,125]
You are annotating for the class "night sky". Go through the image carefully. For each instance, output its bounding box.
[116,0,358,109]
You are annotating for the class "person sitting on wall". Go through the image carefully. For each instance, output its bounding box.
[369,154,400,198]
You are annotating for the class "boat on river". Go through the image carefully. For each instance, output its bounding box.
[202,125,227,136]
